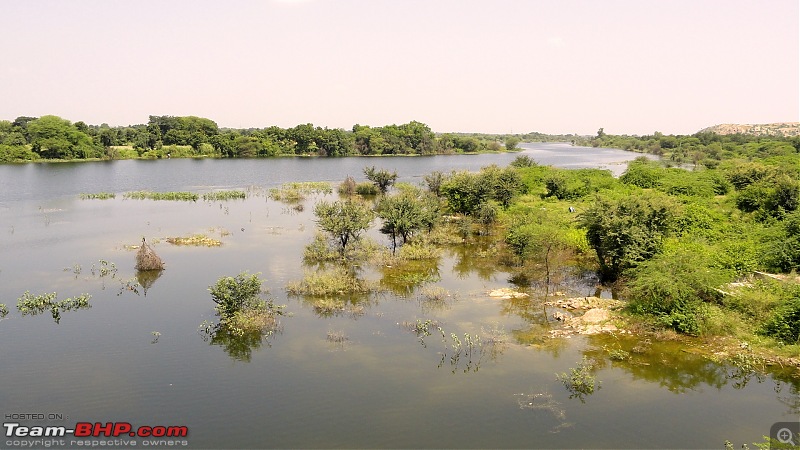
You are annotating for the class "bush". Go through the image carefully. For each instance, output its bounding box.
[286,266,372,296]
[759,288,800,344]
[209,272,264,319]
[355,182,378,196]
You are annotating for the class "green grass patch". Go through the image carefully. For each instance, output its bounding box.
[79,192,116,200]
[123,191,199,201]
[286,266,373,296]
[202,190,247,201]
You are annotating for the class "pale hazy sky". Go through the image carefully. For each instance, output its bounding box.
[0,0,797,135]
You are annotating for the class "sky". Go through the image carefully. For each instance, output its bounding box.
[0,0,797,135]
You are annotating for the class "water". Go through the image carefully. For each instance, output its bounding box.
[0,144,795,449]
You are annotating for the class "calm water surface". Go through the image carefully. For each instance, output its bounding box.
[0,144,796,449]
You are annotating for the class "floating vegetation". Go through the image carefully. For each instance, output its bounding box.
[286,266,373,296]
[136,238,165,270]
[202,190,247,201]
[166,234,222,247]
[91,259,118,278]
[63,263,82,277]
[16,291,91,324]
[151,331,161,344]
[557,357,600,402]
[79,192,116,200]
[418,286,455,312]
[0,303,8,318]
[310,298,366,318]
[269,181,332,203]
[123,191,199,201]
[118,278,142,296]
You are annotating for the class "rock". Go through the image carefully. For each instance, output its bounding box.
[488,288,529,299]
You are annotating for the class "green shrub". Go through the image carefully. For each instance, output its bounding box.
[286,266,372,296]
[355,182,378,196]
[209,272,264,319]
[759,288,800,344]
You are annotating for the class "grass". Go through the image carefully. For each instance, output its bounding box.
[79,192,116,200]
[123,191,199,201]
[269,181,332,203]
[286,266,373,296]
[202,190,247,201]
[166,234,222,246]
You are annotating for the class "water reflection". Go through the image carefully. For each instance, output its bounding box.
[135,269,163,296]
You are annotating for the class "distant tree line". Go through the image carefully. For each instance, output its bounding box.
[0,115,534,162]
[583,128,800,168]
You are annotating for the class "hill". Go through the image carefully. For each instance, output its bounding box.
[698,122,800,137]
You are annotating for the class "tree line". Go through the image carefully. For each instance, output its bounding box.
[0,115,527,162]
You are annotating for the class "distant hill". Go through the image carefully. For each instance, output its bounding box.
[698,122,800,137]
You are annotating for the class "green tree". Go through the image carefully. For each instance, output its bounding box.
[314,200,374,253]
[505,136,520,151]
[376,193,426,251]
[27,115,98,159]
[363,166,398,194]
[579,193,678,281]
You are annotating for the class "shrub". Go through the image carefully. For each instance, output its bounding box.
[209,272,265,319]
[355,182,378,196]
[338,176,357,196]
[759,288,800,344]
[286,266,372,296]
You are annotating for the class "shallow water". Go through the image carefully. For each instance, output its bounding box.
[0,145,796,449]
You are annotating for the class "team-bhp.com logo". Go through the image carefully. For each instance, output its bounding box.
[5,422,188,438]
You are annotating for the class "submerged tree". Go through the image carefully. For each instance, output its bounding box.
[314,200,374,253]
[363,166,398,194]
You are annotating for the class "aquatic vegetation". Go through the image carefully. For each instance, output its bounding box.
[79,192,116,200]
[16,291,91,324]
[151,331,161,344]
[202,190,247,201]
[286,266,373,296]
[0,303,8,318]
[207,272,286,339]
[166,234,222,246]
[326,330,349,344]
[557,357,600,402]
[123,191,199,201]
[269,181,332,203]
[355,182,378,196]
[91,259,118,278]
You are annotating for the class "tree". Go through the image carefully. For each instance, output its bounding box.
[363,166,397,194]
[579,193,678,281]
[376,193,424,251]
[505,136,520,151]
[27,115,98,159]
[314,200,374,253]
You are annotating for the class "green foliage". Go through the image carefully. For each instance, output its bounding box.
[440,166,526,214]
[123,191,199,201]
[759,285,800,344]
[16,291,91,324]
[620,157,661,188]
[80,192,116,200]
[363,166,398,193]
[314,200,374,252]
[504,136,520,151]
[510,154,537,168]
[626,247,731,335]
[286,266,372,296]
[376,190,438,249]
[579,192,678,281]
[209,272,265,319]
[423,171,447,196]
[544,168,615,200]
[355,182,378,196]
[202,190,247,201]
[0,303,8,318]
[556,357,599,402]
